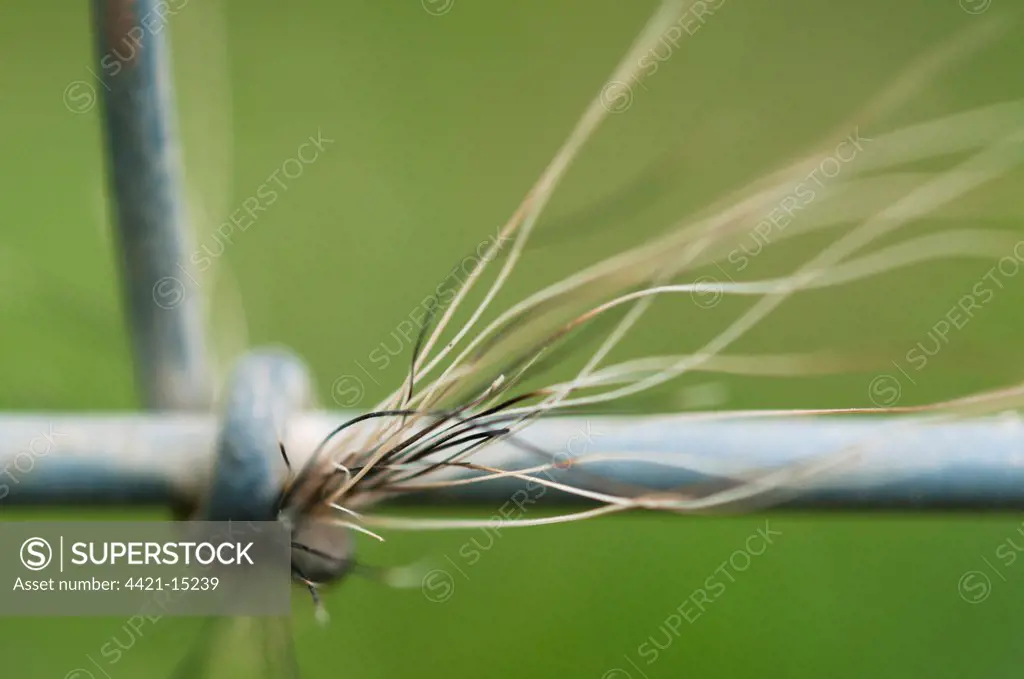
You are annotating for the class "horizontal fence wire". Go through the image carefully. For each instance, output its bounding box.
[3,413,1024,511]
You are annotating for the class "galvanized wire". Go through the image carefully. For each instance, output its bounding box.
[4,413,1024,510]
[198,349,313,521]
[93,0,211,411]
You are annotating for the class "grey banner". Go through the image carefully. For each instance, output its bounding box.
[0,521,291,616]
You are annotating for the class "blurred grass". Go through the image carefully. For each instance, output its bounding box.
[2,0,1024,677]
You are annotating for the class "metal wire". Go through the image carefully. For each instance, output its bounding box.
[93,0,211,411]
[198,349,313,521]
[3,413,1024,510]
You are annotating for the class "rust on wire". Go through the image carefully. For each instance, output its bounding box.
[102,0,142,71]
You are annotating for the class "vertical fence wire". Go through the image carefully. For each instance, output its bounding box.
[90,1,318,523]
[93,0,211,411]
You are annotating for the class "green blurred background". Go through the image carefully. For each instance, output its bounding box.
[2,0,1024,677]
